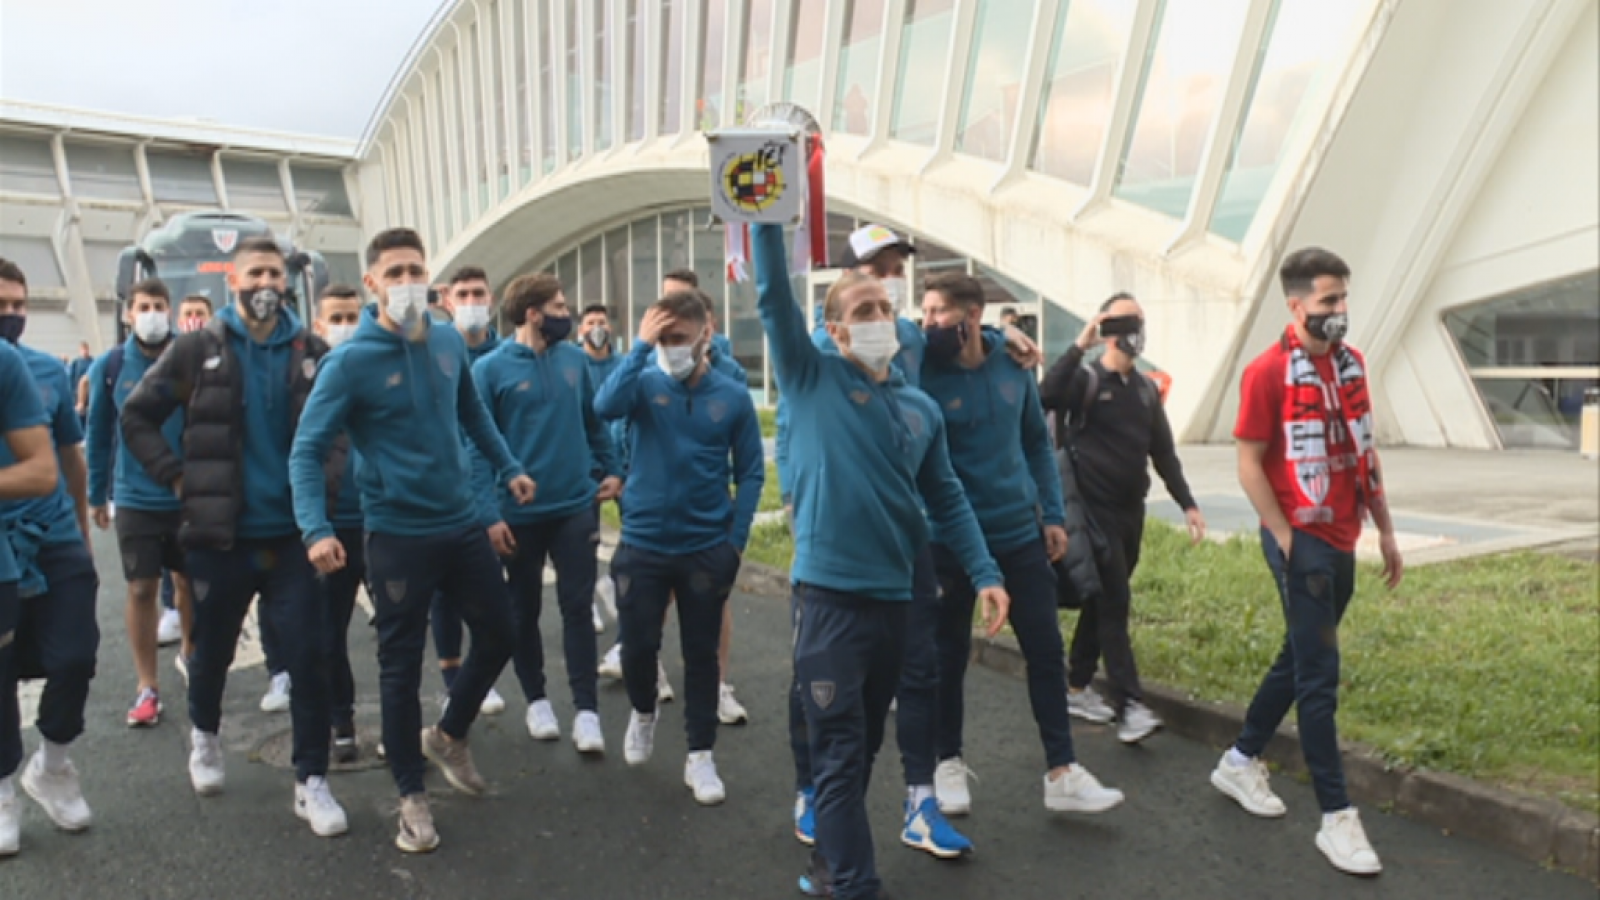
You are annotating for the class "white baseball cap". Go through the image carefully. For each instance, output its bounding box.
[846,224,915,266]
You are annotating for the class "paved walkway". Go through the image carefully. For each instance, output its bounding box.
[1,532,1591,899]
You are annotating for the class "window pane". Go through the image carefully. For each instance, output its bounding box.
[595,0,616,151]
[728,278,760,388]
[692,206,726,320]
[629,216,659,341]
[452,45,472,222]
[541,2,559,171]
[1041,296,1087,366]
[660,208,693,275]
[514,0,532,183]
[660,0,686,133]
[832,0,887,135]
[1113,0,1252,218]
[325,253,363,291]
[954,0,1037,160]
[1029,0,1139,184]
[433,70,455,236]
[628,0,648,139]
[0,135,59,196]
[64,142,141,202]
[1210,0,1370,240]
[490,1,512,199]
[222,157,286,211]
[826,212,857,268]
[556,250,579,294]
[578,236,603,308]
[567,1,585,159]
[889,0,955,144]
[469,20,489,208]
[738,0,775,119]
[147,150,218,206]
[699,0,728,130]
[290,164,352,216]
[602,226,631,318]
[0,236,63,289]
[783,1,826,112]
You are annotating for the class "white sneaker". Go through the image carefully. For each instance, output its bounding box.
[479,687,506,716]
[1117,700,1162,744]
[934,758,975,816]
[1067,686,1116,724]
[1317,808,1383,875]
[20,751,92,832]
[683,751,726,805]
[592,602,605,634]
[173,653,190,686]
[595,578,617,623]
[0,779,18,857]
[598,643,623,680]
[717,683,749,725]
[1210,752,1287,818]
[189,729,225,796]
[260,671,291,713]
[1043,764,1125,813]
[657,663,675,704]
[526,699,560,741]
[294,776,350,838]
[573,711,606,755]
[157,608,182,646]
[624,711,657,766]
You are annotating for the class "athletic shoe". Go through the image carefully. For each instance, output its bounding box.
[260,671,291,713]
[127,688,162,728]
[684,751,726,805]
[656,662,675,704]
[188,729,225,796]
[1117,700,1162,744]
[480,686,507,716]
[797,849,833,897]
[526,699,560,741]
[794,787,816,846]
[1210,752,1287,818]
[598,643,623,680]
[901,796,972,859]
[294,776,349,837]
[717,683,749,725]
[573,711,605,755]
[934,758,976,816]
[1317,808,1383,876]
[173,653,190,686]
[21,751,92,832]
[421,726,488,796]
[624,711,656,766]
[1043,764,1124,813]
[396,794,440,854]
[157,608,182,646]
[0,780,17,857]
[332,724,358,764]
[1067,686,1116,724]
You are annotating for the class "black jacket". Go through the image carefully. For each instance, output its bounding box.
[120,316,344,551]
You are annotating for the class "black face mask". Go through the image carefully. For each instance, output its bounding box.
[1306,312,1349,344]
[924,322,967,364]
[1115,331,1144,358]
[539,315,573,345]
[0,313,24,345]
[239,287,286,323]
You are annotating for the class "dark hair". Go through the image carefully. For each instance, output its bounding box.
[502,272,563,328]
[320,283,361,302]
[178,293,213,311]
[449,265,488,286]
[0,257,26,290]
[581,304,610,319]
[1000,306,1017,317]
[662,268,699,288]
[656,290,708,325]
[1099,291,1136,313]
[1279,247,1350,298]
[130,278,171,303]
[925,272,985,311]
[365,228,427,267]
[233,236,283,261]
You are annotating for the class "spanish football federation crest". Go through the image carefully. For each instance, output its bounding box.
[706,129,804,225]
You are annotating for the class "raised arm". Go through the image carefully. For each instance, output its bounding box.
[727,394,765,551]
[289,355,353,546]
[752,222,822,394]
[1039,344,1088,414]
[592,340,654,422]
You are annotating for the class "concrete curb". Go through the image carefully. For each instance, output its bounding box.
[713,553,1598,882]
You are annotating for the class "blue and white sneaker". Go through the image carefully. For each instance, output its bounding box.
[794,786,816,846]
[901,797,973,859]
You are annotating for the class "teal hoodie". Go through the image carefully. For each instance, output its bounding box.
[472,339,620,524]
[2,341,81,546]
[752,223,1000,600]
[290,306,523,544]
[86,337,184,511]
[0,341,47,583]
[920,338,1066,552]
[217,305,301,538]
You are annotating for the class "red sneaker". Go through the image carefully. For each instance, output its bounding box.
[127,688,162,728]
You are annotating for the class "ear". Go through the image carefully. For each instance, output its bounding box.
[362,271,379,296]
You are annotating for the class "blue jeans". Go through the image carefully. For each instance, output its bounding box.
[935,537,1076,770]
[789,545,941,790]
[504,507,601,712]
[366,527,516,798]
[612,541,740,752]
[186,536,330,783]
[793,585,907,900]
[324,528,367,732]
[1236,528,1356,812]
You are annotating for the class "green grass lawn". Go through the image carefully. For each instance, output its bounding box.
[598,461,784,531]
[756,405,776,440]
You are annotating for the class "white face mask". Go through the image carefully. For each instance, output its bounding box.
[133,310,171,344]
[455,304,491,334]
[846,320,900,373]
[385,283,430,330]
[325,323,357,348]
[881,277,909,309]
[656,344,698,381]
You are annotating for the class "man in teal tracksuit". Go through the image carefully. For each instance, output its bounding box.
[918,271,1125,820]
[752,222,1008,900]
[473,272,621,751]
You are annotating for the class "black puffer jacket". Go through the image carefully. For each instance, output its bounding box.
[121,316,344,551]
[1052,443,1105,608]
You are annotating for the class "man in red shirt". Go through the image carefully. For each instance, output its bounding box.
[1209,246,1404,877]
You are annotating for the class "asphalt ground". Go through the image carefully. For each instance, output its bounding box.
[0,529,1590,900]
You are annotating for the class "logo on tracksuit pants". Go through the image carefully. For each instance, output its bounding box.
[811,681,836,710]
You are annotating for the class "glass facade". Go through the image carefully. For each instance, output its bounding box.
[514,0,532,183]
[221,157,287,212]
[955,0,1035,160]
[890,0,955,145]
[1029,0,1139,184]
[1444,270,1600,449]
[146,150,218,206]
[833,0,886,135]
[566,3,584,160]
[489,0,511,198]
[628,0,648,140]
[595,0,616,153]
[783,1,826,114]
[63,141,142,202]
[738,0,775,118]
[0,135,59,196]
[1114,0,1253,218]
[659,0,686,134]
[290,164,353,217]
[541,1,559,171]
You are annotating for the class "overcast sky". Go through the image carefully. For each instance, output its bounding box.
[0,0,447,139]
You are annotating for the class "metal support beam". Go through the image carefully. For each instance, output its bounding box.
[1073,0,1163,219]
[922,0,980,173]
[992,0,1062,191]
